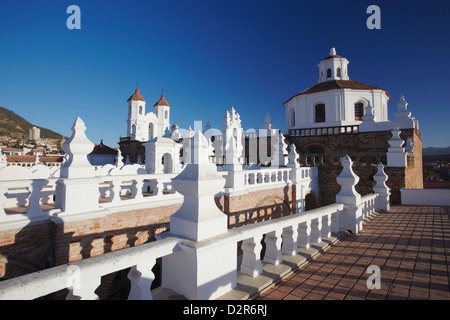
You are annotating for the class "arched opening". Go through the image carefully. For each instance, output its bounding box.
[354,102,364,121]
[315,104,325,123]
[336,67,341,78]
[165,110,168,119]
[291,109,295,127]
[139,105,143,115]
[327,68,332,78]
[161,153,173,173]
[305,192,318,211]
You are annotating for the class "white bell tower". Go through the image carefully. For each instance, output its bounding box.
[126,87,148,141]
[153,92,171,137]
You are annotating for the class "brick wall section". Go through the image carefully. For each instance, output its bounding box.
[0,222,54,279]
[220,186,295,228]
[52,203,181,266]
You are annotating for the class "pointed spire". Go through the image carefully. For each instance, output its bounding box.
[127,87,146,102]
[153,92,171,107]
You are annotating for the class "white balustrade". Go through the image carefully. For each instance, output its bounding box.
[0,188,390,299]
[0,178,57,221]
[0,236,181,300]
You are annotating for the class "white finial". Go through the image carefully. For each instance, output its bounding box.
[397,95,408,112]
[59,117,95,178]
[287,144,300,168]
[336,154,361,205]
[330,47,336,56]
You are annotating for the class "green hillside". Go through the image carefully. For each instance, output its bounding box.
[0,106,65,141]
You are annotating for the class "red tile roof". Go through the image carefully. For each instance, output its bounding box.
[284,80,390,105]
[6,155,63,163]
[127,88,146,102]
[153,94,170,108]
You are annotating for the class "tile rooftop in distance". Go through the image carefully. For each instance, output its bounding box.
[257,205,450,300]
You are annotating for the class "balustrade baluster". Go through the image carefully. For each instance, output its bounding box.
[27,180,45,216]
[321,214,332,238]
[131,178,144,200]
[108,180,122,203]
[128,260,156,300]
[282,225,299,256]
[331,209,340,233]
[297,220,311,249]
[153,180,162,196]
[263,229,283,265]
[240,236,263,277]
[310,217,322,243]
[66,276,101,300]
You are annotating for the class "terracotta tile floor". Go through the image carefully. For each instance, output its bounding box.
[257,205,450,300]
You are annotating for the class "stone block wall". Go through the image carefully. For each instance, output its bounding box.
[286,128,423,205]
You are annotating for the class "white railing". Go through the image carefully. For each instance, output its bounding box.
[288,125,359,137]
[0,178,58,219]
[0,173,182,224]
[0,166,318,224]
[234,203,343,277]
[0,202,343,300]
[0,151,388,300]
[0,236,181,300]
[361,193,378,220]
[243,167,317,188]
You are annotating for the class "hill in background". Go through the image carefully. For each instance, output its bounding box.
[422,146,450,155]
[0,106,65,141]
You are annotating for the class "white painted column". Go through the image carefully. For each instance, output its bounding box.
[162,131,236,300]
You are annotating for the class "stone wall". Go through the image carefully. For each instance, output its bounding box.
[286,128,423,205]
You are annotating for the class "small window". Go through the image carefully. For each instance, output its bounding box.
[139,106,143,115]
[327,68,331,78]
[337,68,341,78]
[165,110,168,119]
[315,104,325,123]
[355,102,364,121]
[291,109,295,127]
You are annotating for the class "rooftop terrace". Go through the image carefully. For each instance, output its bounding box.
[256,205,450,300]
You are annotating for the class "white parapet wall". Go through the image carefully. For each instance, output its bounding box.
[401,188,450,206]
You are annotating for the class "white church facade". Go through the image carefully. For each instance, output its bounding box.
[126,88,171,142]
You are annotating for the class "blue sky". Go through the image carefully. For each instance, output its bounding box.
[0,0,449,148]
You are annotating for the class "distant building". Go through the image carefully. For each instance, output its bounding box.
[120,89,172,163]
[29,127,40,141]
[88,140,118,166]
